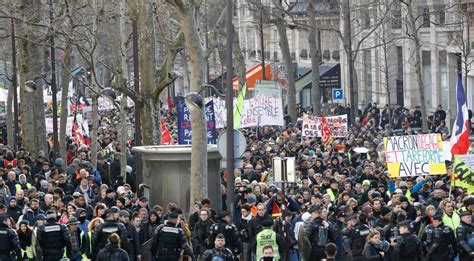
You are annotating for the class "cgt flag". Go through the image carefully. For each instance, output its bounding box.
[453,155,474,194]
[450,74,470,155]
[321,115,333,146]
[161,119,171,145]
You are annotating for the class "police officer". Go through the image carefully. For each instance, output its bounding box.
[254,219,285,261]
[92,206,130,259]
[342,213,370,261]
[421,211,457,261]
[456,210,474,261]
[151,211,186,260]
[119,210,141,261]
[304,204,331,261]
[36,210,72,261]
[0,214,21,261]
[202,233,234,261]
[392,220,423,261]
[207,211,242,257]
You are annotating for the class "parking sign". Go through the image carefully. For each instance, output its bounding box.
[332,88,344,101]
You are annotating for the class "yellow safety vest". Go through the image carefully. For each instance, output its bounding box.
[64,230,88,260]
[442,212,461,232]
[15,183,32,191]
[326,188,336,201]
[21,246,34,259]
[256,229,280,261]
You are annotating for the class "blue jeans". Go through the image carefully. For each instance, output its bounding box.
[288,248,300,261]
[242,242,252,261]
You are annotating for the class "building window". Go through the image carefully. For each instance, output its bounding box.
[419,7,430,28]
[265,51,270,60]
[435,5,445,27]
[363,9,371,29]
[396,46,404,107]
[332,50,340,61]
[291,52,296,61]
[273,51,278,60]
[323,50,331,60]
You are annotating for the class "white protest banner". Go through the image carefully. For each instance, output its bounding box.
[98,97,114,111]
[239,95,284,128]
[46,117,75,136]
[384,133,447,177]
[302,114,348,138]
[212,94,284,128]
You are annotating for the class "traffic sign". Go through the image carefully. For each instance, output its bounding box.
[332,88,344,101]
[217,129,247,159]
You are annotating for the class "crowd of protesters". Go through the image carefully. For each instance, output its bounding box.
[0,101,472,261]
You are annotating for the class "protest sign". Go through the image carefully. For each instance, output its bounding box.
[177,97,217,145]
[205,100,217,144]
[302,114,348,138]
[384,134,447,177]
[211,95,284,129]
[239,95,284,128]
[453,155,474,194]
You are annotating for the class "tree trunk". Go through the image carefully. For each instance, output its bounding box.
[6,79,14,148]
[59,37,71,162]
[17,0,44,158]
[342,0,358,123]
[119,0,128,179]
[272,0,296,124]
[170,0,208,212]
[308,0,322,116]
[132,0,161,145]
[406,1,427,130]
[90,0,99,168]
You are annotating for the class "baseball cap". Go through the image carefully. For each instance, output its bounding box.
[119,210,130,217]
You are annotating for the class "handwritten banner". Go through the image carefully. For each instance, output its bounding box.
[453,155,474,194]
[177,97,216,145]
[384,134,447,177]
[210,95,284,129]
[302,114,348,138]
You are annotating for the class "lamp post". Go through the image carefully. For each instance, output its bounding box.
[226,0,235,214]
[11,19,19,151]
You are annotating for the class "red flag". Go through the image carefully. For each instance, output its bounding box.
[167,97,174,111]
[161,120,171,145]
[321,115,333,146]
[72,119,85,146]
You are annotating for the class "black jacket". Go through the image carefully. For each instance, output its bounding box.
[97,244,130,261]
[192,219,214,255]
[363,242,384,261]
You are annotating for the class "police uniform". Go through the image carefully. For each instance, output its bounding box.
[92,207,130,258]
[207,211,242,256]
[150,212,186,261]
[36,210,72,261]
[0,215,21,261]
[342,215,369,261]
[422,214,457,261]
[202,246,234,261]
[393,220,423,261]
[456,211,474,261]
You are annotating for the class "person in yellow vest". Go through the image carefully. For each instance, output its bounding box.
[16,174,32,192]
[441,200,461,231]
[17,220,34,260]
[253,219,286,261]
[326,179,339,202]
[65,216,90,261]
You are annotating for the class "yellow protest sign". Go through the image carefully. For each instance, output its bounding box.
[453,155,474,194]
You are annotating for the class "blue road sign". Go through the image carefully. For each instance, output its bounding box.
[332,88,344,100]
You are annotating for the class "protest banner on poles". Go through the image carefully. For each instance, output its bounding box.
[211,96,284,129]
[177,97,217,145]
[453,155,474,194]
[384,133,447,177]
[302,114,348,138]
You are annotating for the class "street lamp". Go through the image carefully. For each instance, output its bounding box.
[184,84,225,109]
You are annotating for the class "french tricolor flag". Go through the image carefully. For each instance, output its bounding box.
[450,74,470,155]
